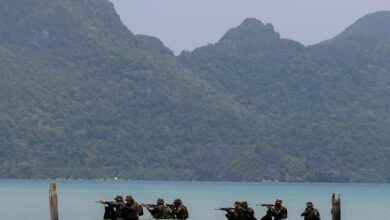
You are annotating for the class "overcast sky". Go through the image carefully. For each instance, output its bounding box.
[110,0,390,54]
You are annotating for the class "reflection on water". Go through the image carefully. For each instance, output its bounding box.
[0,179,389,220]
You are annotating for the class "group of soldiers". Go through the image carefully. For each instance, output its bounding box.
[143,198,189,219]
[99,195,188,220]
[219,199,320,220]
[99,196,320,220]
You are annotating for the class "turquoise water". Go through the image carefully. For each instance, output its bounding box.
[0,179,388,220]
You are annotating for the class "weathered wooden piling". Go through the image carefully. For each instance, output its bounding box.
[331,192,341,220]
[49,182,59,220]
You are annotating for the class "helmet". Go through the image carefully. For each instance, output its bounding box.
[241,201,248,206]
[157,198,164,205]
[234,201,241,206]
[114,195,124,202]
[174,198,182,205]
[125,195,133,202]
[307,201,313,207]
[275,198,282,204]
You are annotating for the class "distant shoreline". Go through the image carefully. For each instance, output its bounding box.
[1,178,388,185]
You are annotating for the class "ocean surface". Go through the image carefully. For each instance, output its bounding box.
[0,179,388,220]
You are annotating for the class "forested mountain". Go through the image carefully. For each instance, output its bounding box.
[1,1,390,182]
[0,0,262,180]
[327,11,390,45]
[179,11,390,182]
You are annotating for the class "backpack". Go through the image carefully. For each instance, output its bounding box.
[138,204,144,216]
[181,206,189,219]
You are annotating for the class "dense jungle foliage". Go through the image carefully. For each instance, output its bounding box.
[1,0,390,182]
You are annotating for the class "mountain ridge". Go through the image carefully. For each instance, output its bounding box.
[323,11,390,45]
[220,18,281,42]
[1,1,390,182]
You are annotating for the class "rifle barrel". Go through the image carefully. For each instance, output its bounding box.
[215,207,234,211]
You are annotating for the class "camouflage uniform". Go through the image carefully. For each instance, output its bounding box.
[123,195,139,220]
[301,202,320,220]
[241,201,257,220]
[272,199,287,220]
[114,195,125,220]
[146,198,169,219]
[172,198,189,220]
[224,208,236,220]
[102,195,125,220]
[231,201,245,220]
[272,205,287,220]
[261,198,287,220]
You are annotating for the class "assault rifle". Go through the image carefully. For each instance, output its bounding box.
[142,203,157,208]
[256,204,275,207]
[96,200,124,220]
[216,208,236,220]
[96,200,124,207]
[215,207,235,212]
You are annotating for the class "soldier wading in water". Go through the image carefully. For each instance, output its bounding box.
[100,195,125,220]
[261,198,287,220]
[122,195,142,220]
[301,202,320,220]
[143,198,170,219]
[218,201,244,220]
[168,198,189,220]
[241,201,257,220]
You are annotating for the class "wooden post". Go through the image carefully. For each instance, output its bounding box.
[331,192,341,220]
[49,182,59,220]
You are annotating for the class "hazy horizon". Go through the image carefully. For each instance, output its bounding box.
[110,0,390,54]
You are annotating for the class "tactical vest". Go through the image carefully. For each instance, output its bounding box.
[152,205,169,219]
[176,205,189,219]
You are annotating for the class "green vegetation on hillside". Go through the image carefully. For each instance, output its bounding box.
[1,1,390,182]
[0,0,262,180]
[180,14,390,182]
